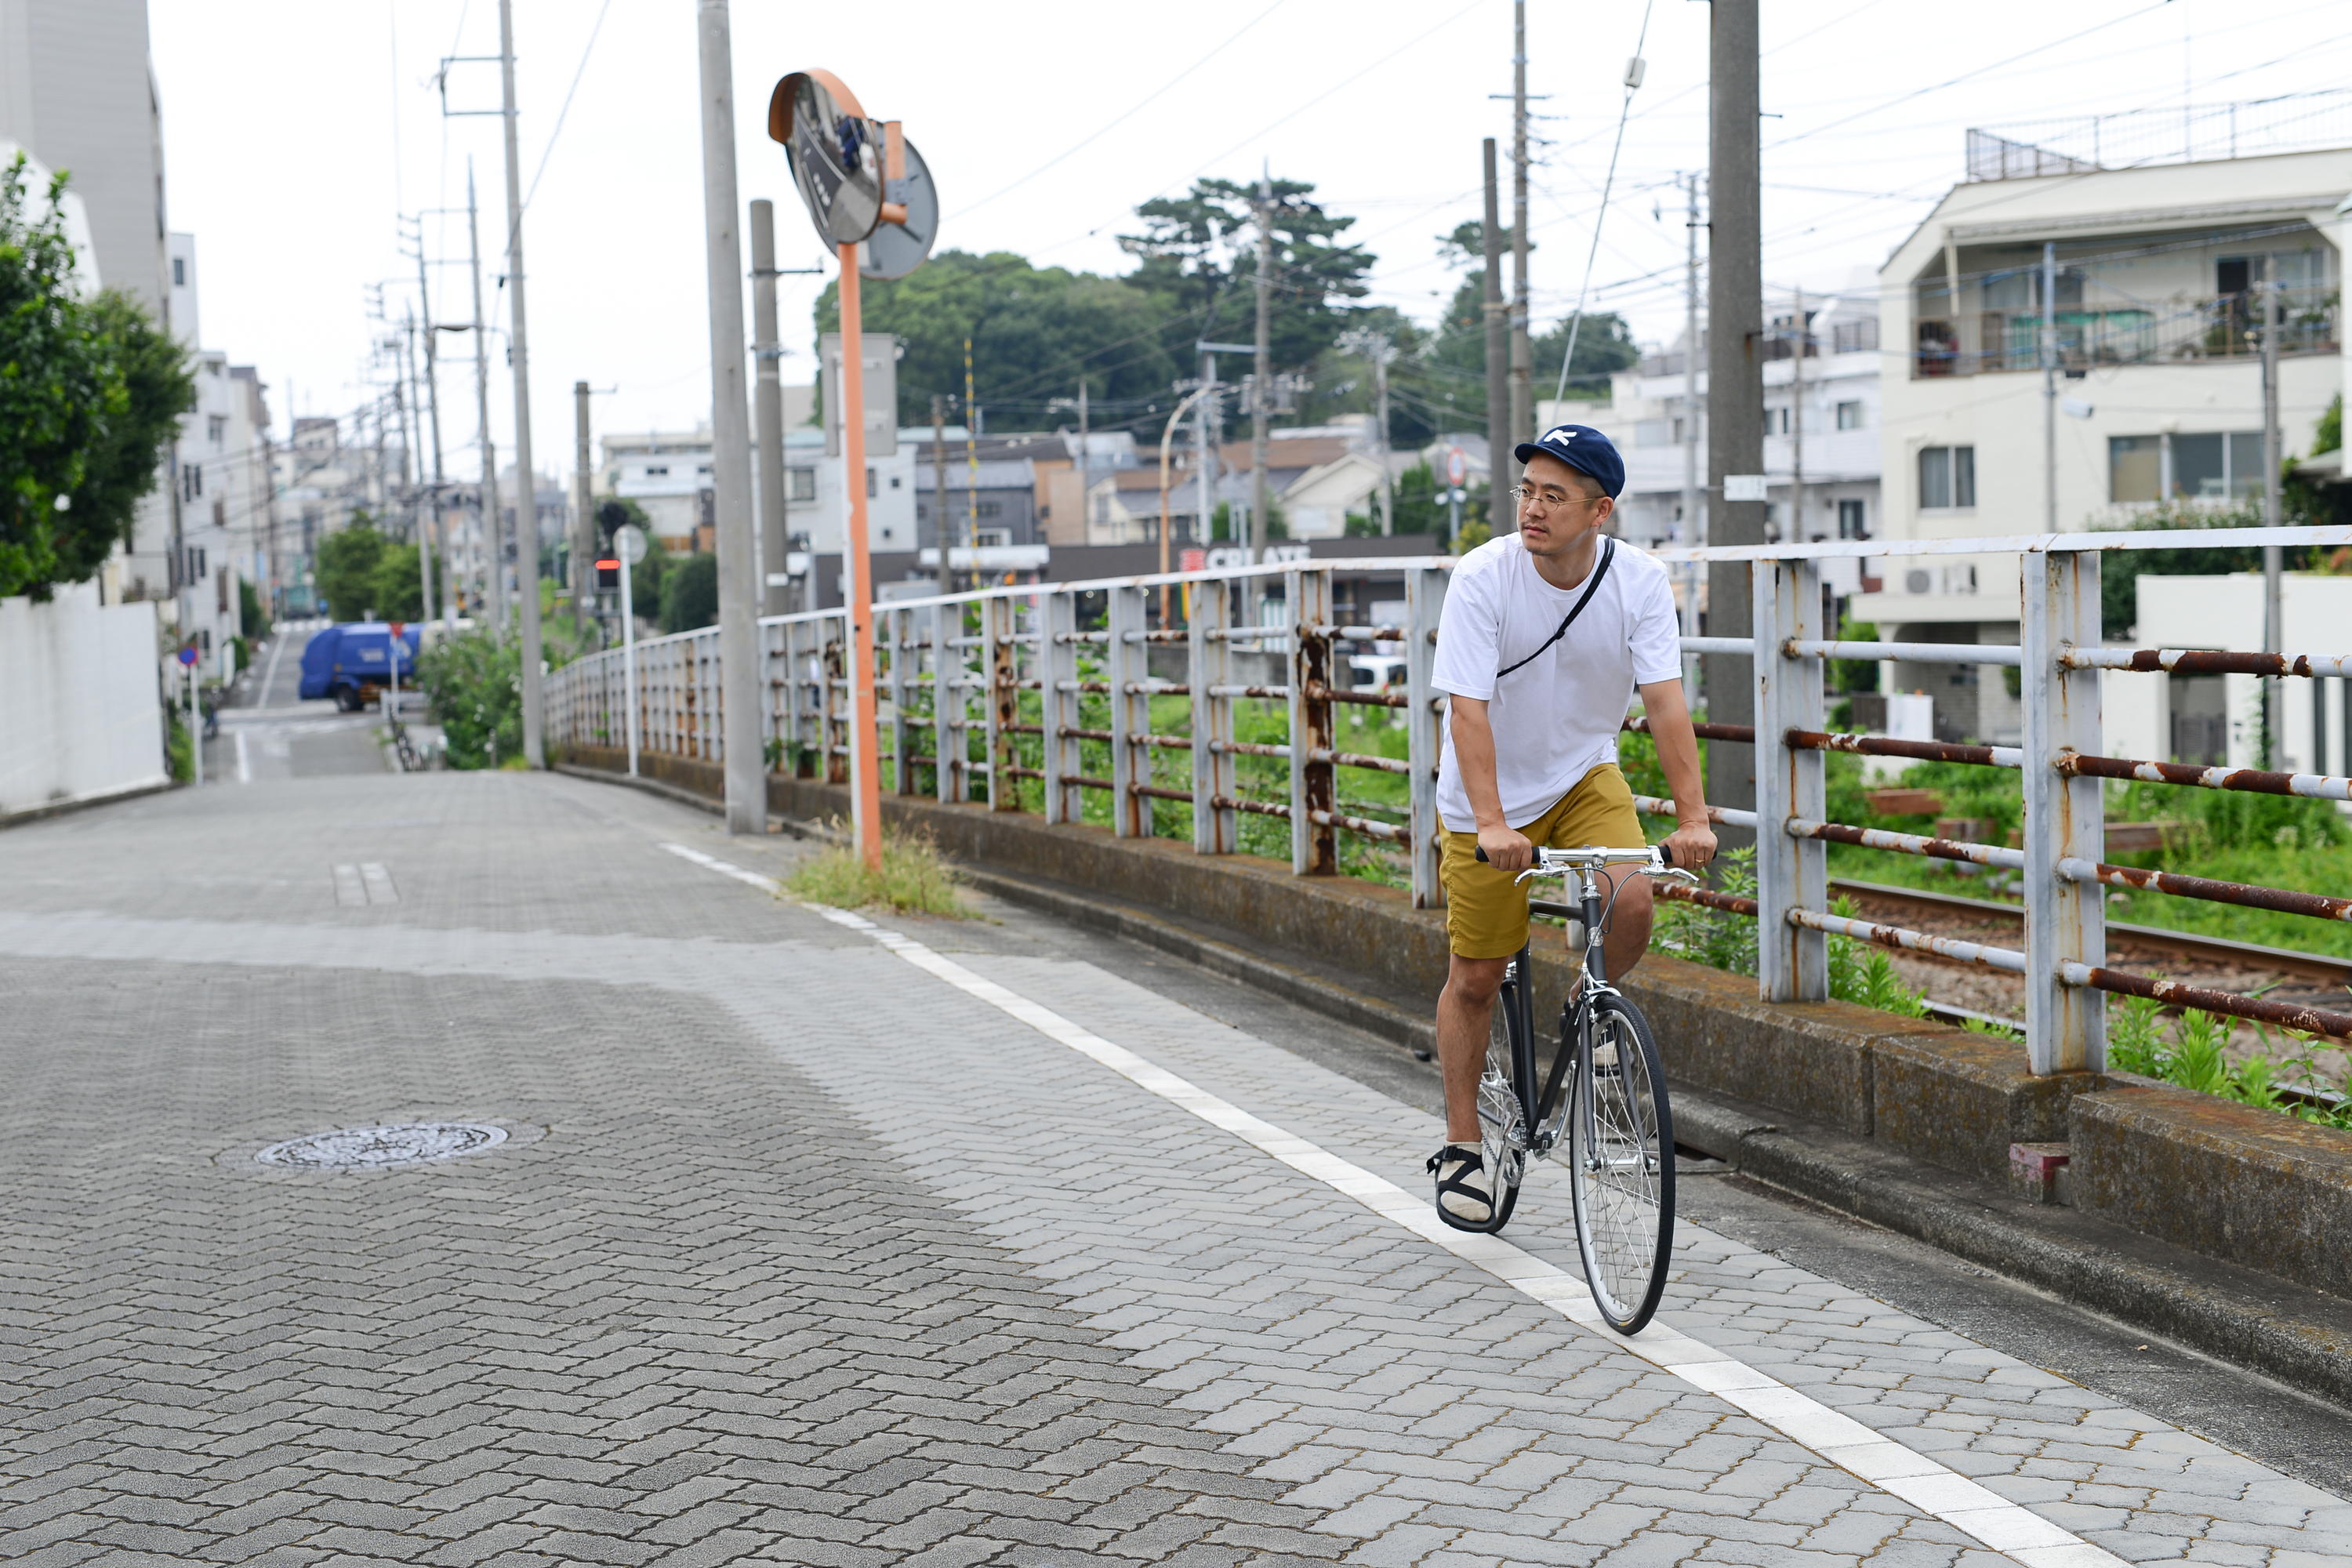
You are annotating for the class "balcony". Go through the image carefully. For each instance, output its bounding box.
[1913,285,2338,378]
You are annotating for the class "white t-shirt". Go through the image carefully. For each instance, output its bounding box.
[1433,532,1682,830]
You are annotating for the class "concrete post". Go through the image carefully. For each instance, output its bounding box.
[1109,586,1149,838]
[496,0,545,767]
[1483,139,1508,506]
[572,380,593,635]
[931,602,960,803]
[2024,549,2106,1074]
[694,0,762,829]
[1753,557,1827,1001]
[1705,0,1765,851]
[886,606,910,797]
[986,594,1017,811]
[1508,0,1532,488]
[1406,564,1448,909]
[1189,579,1236,853]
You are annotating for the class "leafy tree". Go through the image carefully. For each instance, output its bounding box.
[238,576,263,638]
[815,249,1185,430]
[0,156,117,597]
[67,289,194,586]
[419,626,521,768]
[1120,176,1374,414]
[371,541,425,622]
[658,550,718,633]
[315,519,386,622]
[0,156,192,599]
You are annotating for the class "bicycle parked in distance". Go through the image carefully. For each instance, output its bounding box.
[1470,842,1697,1334]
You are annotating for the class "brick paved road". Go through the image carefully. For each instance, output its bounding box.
[1,771,2345,1566]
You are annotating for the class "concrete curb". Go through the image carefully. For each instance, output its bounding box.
[0,778,177,833]
[1671,1092,2352,1410]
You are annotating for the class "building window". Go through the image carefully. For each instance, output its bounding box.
[2111,431,2263,503]
[182,463,204,500]
[1918,445,1975,510]
[1838,498,1866,539]
[644,465,669,477]
[866,468,877,498]
[1835,401,1862,430]
[172,257,185,285]
[1831,319,1878,354]
[1762,405,1789,435]
[208,416,227,445]
[789,467,816,502]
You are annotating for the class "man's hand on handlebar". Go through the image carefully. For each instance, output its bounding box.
[1661,822,1718,871]
[1475,823,1534,874]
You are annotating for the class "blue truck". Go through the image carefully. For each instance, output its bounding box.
[299,622,421,710]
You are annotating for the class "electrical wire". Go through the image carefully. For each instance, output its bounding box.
[521,0,615,213]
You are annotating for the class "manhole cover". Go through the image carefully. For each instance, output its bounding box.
[256,1122,508,1170]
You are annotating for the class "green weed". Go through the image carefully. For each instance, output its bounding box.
[784,822,971,919]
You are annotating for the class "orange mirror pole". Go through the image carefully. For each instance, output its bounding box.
[837,245,884,873]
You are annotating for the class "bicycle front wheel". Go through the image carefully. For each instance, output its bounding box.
[1567,993,1675,1334]
[1471,956,1530,1234]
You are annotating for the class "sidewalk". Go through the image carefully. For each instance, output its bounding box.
[0,769,2343,1566]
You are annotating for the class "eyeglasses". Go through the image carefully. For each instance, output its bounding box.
[1509,485,1601,508]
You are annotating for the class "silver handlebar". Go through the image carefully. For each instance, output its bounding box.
[1509,846,1702,888]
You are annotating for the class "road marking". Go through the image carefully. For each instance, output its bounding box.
[235,730,250,784]
[655,838,2125,1568]
[333,864,399,906]
[259,630,289,707]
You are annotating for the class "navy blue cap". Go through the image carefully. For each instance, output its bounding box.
[1514,423,1625,499]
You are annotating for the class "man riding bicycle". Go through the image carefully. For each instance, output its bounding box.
[1428,423,1715,1229]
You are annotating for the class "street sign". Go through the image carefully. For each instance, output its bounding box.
[614,524,648,564]
[858,136,938,281]
[1723,474,1769,503]
[176,644,198,666]
[389,621,405,641]
[772,71,883,247]
[1447,447,1467,486]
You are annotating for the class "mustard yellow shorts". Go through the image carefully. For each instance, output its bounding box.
[1439,762,1647,960]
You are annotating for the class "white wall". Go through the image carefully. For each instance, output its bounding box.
[2133,572,2352,776]
[0,583,166,816]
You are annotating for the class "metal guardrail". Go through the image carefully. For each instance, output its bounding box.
[544,526,2352,1069]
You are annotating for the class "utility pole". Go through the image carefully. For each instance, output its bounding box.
[2261,270,2284,768]
[412,222,454,622]
[1197,347,1218,547]
[1077,379,1091,545]
[495,0,545,767]
[403,310,438,625]
[2042,241,2057,539]
[1508,0,1533,488]
[1251,173,1273,566]
[1338,325,1396,536]
[466,163,501,635]
[1705,0,1764,848]
[931,393,951,584]
[1681,171,1702,705]
[1483,138,1508,507]
[573,381,593,636]
[750,198,791,618]
[1790,286,1805,543]
[696,0,761,832]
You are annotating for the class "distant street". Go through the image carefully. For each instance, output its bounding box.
[205,622,394,783]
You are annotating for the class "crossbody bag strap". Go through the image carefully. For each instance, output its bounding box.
[1495,536,1615,680]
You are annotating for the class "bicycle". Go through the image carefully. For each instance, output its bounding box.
[1467,843,1698,1334]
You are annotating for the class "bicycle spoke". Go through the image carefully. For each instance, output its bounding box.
[1570,997,1674,1333]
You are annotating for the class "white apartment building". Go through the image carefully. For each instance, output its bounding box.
[1595,284,1883,583]
[1853,114,2350,742]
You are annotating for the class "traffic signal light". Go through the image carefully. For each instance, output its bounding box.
[595,557,622,590]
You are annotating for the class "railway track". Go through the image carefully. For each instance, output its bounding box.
[1828,877,2352,988]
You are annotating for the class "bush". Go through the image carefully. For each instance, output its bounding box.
[785,822,970,917]
[417,626,521,768]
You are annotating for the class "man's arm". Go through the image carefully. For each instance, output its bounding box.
[1447,695,1534,873]
[1635,678,1718,869]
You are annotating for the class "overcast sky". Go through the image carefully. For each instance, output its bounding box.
[150,0,2351,473]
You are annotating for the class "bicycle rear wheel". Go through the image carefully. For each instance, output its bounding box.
[1567,993,1674,1333]
[1471,953,1531,1233]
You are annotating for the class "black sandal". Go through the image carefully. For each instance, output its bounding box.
[1428,1144,1494,1231]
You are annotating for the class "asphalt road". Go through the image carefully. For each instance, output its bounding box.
[206,622,393,782]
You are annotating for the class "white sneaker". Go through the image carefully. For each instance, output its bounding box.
[1428,1143,1494,1229]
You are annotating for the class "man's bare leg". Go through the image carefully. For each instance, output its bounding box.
[1436,954,1509,1144]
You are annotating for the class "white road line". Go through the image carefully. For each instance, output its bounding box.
[657,841,2122,1568]
[359,863,398,905]
[259,628,290,707]
[235,730,251,785]
[332,865,367,908]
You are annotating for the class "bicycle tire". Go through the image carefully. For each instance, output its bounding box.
[1470,955,1530,1234]
[1566,993,1675,1333]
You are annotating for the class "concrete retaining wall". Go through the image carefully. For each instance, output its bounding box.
[561,746,2352,1303]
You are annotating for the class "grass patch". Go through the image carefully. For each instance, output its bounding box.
[785,822,971,918]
